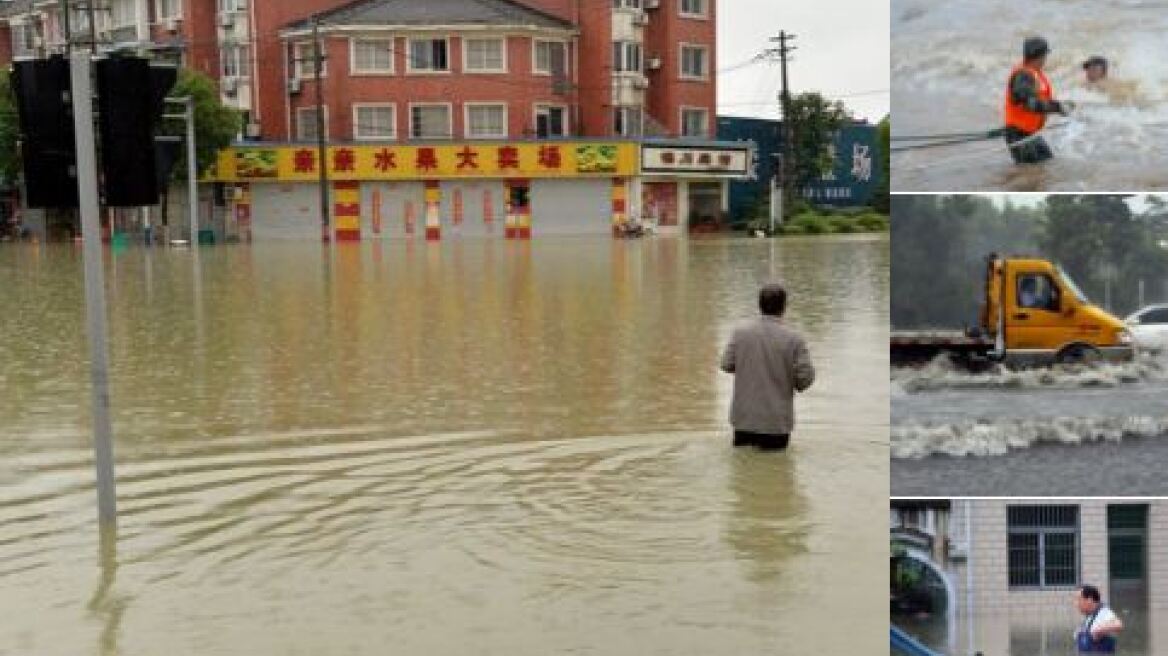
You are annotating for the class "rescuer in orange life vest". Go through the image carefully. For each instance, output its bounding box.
[1003,36,1073,164]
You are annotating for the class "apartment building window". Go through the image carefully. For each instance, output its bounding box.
[613,0,642,8]
[408,38,450,73]
[1007,505,1079,589]
[221,45,251,77]
[156,0,182,20]
[352,39,393,74]
[109,0,136,28]
[679,0,707,18]
[680,44,708,79]
[534,39,567,76]
[410,104,452,139]
[613,106,643,136]
[293,42,326,79]
[613,41,642,73]
[465,103,507,139]
[680,107,709,138]
[535,105,567,138]
[218,0,247,11]
[297,107,328,141]
[353,104,396,140]
[12,22,38,55]
[464,38,506,73]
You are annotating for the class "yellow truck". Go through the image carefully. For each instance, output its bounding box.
[891,254,1135,368]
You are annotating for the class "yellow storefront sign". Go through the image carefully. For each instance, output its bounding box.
[215,142,637,182]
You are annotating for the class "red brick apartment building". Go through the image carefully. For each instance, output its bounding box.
[0,0,747,240]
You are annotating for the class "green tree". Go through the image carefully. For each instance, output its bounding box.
[0,72,20,186]
[872,115,890,214]
[785,91,851,193]
[160,68,242,181]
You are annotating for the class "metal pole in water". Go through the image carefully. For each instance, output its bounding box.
[187,97,198,246]
[70,52,117,525]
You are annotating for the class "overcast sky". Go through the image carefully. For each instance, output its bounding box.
[716,0,890,123]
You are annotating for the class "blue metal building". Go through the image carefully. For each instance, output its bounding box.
[716,116,884,221]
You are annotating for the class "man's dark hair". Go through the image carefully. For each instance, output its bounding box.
[759,283,787,317]
[1082,56,1108,72]
[1080,585,1102,603]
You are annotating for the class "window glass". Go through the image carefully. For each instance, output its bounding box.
[411,105,451,138]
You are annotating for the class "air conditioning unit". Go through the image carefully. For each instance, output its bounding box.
[218,13,234,29]
[632,76,649,90]
[245,122,262,139]
[633,12,649,26]
[221,77,238,94]
[647,56,661,70]
[645,0,660,8]
[164,18,180,33]
[287,77,301,94]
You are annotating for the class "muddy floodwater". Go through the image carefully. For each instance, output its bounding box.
[891,356,1168,496]
[0,235,887,655]
[892,0,1168,191]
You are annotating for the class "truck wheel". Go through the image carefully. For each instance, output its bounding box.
[1057,344,1101,365]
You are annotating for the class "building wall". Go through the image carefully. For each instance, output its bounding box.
[643,0,716,136]
[286,33,576,142]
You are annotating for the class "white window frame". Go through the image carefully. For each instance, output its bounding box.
[221,43,251,78]
[155,0,182,21]
[218,0,247,12]
[679,0,708,19]
[293,41,327,79]
[613,105,643,137]
[108,0,137,29]
[463,102,508,139]
[349,37,394,75]
[532,38,567,76]
[462,36,507,74]
[679,106,709,138]
[613,40,642,74]
[613,0,642,9]
[679,43,709,80]
[533,103,569,138]
[352,103,397,141]
[406,36,451,74]
[296,106,329,141]
[408,102,454,139]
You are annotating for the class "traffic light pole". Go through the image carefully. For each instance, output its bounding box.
[70,52,117,526]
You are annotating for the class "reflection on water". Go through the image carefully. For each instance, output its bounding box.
[0,236,887,655]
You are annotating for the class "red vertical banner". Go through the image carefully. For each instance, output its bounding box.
[404,200,416,237]
[452,188,464,227]
[483,188,494,232]
[372,189,383,235]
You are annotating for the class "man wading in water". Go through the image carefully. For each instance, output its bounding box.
[1003,36,1073,164]
[1074,585,1123,653]
[720,284,815,450]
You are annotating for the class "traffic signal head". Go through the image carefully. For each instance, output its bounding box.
[11,57,79,209]
[96,57,177,207]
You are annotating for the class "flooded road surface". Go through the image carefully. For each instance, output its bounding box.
[892,356,1168,495]
[892,0,1168,191]
[0,235,887,655]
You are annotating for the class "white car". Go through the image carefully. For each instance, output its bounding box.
[1125,304,1168,351]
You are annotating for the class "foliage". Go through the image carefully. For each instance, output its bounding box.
[786,92,852,191]
[0,73,20,185]
[160,68,241,181]
[891,195,1168,329]
[872,116,890,215]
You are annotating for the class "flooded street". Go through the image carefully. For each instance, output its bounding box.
[892,0,1168,191]
[891,356,1168,495]
[0,235,887,655]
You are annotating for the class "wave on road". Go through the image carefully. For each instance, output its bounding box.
[891,354,1167,393]
[892,415,1168,459]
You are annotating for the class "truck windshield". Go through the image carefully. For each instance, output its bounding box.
[1057,265,1089,303]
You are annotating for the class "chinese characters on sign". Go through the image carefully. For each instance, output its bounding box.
[222,143,633,181]
[641,146,751,175]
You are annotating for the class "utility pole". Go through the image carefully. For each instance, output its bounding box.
[311,16,330,243]
[70,51,118,526]
[763,31,797,221]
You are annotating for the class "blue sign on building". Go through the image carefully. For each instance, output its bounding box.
[717,116,884,221]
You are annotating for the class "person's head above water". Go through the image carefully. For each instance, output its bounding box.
[1083,56,1109,83]
[1023,36,1050,68]
[1076,585,1103,615]
[759,284,787,317]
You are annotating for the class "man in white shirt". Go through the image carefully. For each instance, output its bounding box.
[1074,585,1122,653]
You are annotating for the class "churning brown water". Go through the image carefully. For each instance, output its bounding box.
[0,235,887,655]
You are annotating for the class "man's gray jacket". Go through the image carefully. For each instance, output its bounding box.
[720,316,815,435]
